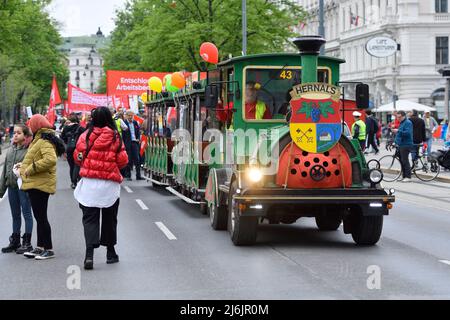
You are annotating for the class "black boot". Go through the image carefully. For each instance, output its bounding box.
[84,247,94,270]
[106,246,119,264]
[16,234,33,254]
[1,233,21,253]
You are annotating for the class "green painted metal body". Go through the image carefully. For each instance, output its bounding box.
[144,52,371,199]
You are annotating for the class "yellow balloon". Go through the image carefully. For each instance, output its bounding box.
[148,77,163,93]
[140,93,148,103]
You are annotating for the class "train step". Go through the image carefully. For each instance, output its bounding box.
[166,187,206,205]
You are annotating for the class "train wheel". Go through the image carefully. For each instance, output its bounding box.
[315,214,341,231]
[209,202,227,230]
[227,181,258,246]
[351,215,383,246]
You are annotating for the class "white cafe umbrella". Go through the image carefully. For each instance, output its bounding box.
[374,100,436,113]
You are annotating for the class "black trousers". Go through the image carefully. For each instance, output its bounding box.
[399,146,412,179]
[27,189,52,250]
[358,140,366,151]
[80,199,119,248]
[366,133,379,153]
[67,150,79,184]
[127,141,141,179]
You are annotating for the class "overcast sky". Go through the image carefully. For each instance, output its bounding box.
[47,0,127,37]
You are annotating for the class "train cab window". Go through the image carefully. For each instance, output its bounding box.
[215,68,235,129]
[244,67,330,122]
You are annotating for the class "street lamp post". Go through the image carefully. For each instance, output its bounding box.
[242,0,247,56]
[318,0,325,55]
[438,66,450,121]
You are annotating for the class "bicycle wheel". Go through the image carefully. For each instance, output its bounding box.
[414,157,440,182]
[378,155,402,182]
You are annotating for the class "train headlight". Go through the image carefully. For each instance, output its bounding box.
[248,168,263,183]
[369,169,383,184]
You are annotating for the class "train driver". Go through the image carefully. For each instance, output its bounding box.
[244,81,271,120]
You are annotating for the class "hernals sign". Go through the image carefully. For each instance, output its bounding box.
[365,37,398,58]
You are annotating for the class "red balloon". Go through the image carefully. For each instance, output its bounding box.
[200,42,219,64]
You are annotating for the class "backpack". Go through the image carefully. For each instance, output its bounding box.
[65,126,81,152]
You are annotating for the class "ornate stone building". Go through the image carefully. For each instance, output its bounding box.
[59,28,110,94]
[296,0,450,119]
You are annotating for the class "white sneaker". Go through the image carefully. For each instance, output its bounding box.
[401,178,412,183]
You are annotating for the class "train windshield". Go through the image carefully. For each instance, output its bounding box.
[243,67,330,122]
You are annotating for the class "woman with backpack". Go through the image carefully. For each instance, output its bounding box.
[61,113,83,189]
[73,107,128,270]
[0,124,34,254]
[18,114,65,260]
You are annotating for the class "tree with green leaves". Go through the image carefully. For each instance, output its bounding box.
[103,0,307,74]
[0,0,68,122]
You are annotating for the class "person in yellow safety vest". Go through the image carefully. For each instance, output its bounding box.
[109,107,128,136]
[352,111,366,151]
[245,81,271,120]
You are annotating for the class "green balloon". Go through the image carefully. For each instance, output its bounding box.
[165,75,179,92]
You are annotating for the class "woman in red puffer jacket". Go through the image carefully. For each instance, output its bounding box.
[73,107,128,270]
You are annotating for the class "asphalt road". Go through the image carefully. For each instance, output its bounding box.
[0,160,450,300]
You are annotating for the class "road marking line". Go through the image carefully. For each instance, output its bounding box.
[439,260,450,266]
[136,199,149,210]
[155,222,177,240]
[123,186,133,193]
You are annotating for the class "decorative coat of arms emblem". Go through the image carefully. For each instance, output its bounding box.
[289,83,342,153]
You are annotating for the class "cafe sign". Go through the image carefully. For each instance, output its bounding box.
[366,37,398,58]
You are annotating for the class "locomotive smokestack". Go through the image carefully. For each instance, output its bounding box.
[293,36,326,83]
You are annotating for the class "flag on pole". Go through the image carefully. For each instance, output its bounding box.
[47,75,61,126]
[350,12,359,26]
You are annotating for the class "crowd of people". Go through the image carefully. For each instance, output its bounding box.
[352,109,449,182]
[0,107,146,270]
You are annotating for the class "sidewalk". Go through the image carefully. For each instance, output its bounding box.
[0,144,10,166]
[365,139,450,183]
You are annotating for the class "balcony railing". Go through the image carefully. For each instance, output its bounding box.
[435,13,450,22]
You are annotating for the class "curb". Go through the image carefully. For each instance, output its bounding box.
[381,167,450,184]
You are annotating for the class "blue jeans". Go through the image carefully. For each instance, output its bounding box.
[426,137,433,156]
[8,187,33,234]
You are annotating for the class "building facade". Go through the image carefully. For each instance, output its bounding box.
[59,28,110,94]
[296,0,450,120]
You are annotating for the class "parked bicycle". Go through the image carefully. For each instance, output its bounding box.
[378,144,440,182]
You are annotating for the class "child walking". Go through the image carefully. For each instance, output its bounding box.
[0,124,34,254]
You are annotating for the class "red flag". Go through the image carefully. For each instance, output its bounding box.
[47,75,62,126]
[140,135,148,156]
[134,114,144,125]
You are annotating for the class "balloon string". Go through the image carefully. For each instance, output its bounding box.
[337,143,346,189]
[283,141,295,189]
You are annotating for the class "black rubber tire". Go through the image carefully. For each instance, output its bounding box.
[199,202,208,215]
[351,215,383,246]
[227,181,258,246]
[209,203,228,230]
[315,215,342,231]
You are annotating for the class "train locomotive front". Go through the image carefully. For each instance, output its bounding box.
[144,35,395,246]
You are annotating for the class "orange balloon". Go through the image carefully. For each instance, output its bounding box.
[172,72,186,89]
[200,42,219,64]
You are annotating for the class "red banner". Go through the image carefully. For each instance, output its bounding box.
[106,70,169,96]
[47,75,62,126]
[68,83,117,113]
